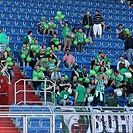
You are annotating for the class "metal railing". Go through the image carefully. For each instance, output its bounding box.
[14,79,56,105]
[0,105,133,133]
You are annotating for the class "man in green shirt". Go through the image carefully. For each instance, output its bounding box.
[59,86,73,106]
[74,81,87,106]
[106,93,119,107]
[60,19,72,51]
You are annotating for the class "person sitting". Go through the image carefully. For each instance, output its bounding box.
[23,30,33,45]
[117,56,130,71]
[116,24,127,40]
[63,49,77,69]
[48,18,58,35]
[49,34,61,52]
[19,43,30,68]
[59,86,73,106]
[37,16,50,35]
[76,27,86,52]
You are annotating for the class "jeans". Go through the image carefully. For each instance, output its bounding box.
[125,49,133,63]
[8,69,14,80]
[84,26,92,37]
[59,99,73,106]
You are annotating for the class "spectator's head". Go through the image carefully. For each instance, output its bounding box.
[48,57,53,63]
[61,75,65,81]
[65,21,69,27]
[110,93,114,98]
[64,86,68,91]
[118,24,122,29]
[40,48,44,54]
[41,57,45,62]
[87,87,91,93]
[102,60,107,66]
[74,65,79,71]
[66,48,70,55]
[120,55,124,62]
[91,60,97,66]
[95,9,99,15]
[22,43,27,48]
[42,16,46,21]
[90,77,95,84]
[114,70,119,76]
[82,66,86,72]
[99,73,104,79]
[34,39,38,45]
[73,76,77,81]
[72,27,76,33]
[119,63,126,70]
[43,44,46,49]
[54,66,58,72]
[78,27,83,33]
[28,30,32,36]
[36,65,40,71]
[86,11,90,17]
[3,51,8,57]
[99,66,106,72]
[129,65,133,72]
[50,49,53,54]
[53,33,57,38]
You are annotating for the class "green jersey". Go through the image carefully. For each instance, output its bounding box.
[115,74,123,87]
[60,90,70,100]
[62,26,71,38]
[77,32,86,43]
[76,85,87,103]
[0,71,2,76]
[95,79,106,93]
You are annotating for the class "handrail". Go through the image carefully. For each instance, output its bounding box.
[0,63,11,84]
[14,79,56,105]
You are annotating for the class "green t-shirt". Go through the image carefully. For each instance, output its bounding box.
[106,98,118,106]
[62,26,71,38]
[60,90,70,100]
[115,74,123,87]
[0,32,9,44]
[47,62,55,70]
[129,76,133,84]
[76,85,87,103]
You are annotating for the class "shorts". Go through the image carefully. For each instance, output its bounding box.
[64,38,72,46]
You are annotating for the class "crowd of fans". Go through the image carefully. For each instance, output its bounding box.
[0,6,132,107]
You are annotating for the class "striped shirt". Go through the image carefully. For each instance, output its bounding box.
[93,14,103,24]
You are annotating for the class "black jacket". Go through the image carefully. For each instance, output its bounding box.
[83,15,93,26]
[124,36,133,51]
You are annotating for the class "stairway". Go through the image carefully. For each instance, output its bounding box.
[12,65,41,104]
[0,118,20,133]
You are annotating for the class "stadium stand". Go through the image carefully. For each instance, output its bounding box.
[0,0,132,132]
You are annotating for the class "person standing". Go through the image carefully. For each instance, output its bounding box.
[83,11,93,44]
[60,19,72,51]
[124,33,133,63]
[74,80,87,106]
[93,10,103,38]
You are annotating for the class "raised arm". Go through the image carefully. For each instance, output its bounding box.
[60,19,63,27]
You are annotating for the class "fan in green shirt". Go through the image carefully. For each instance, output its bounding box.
[75,81,87,106]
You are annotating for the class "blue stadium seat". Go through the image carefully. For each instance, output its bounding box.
[21,104,31,112]
[10,104,21,112]
[28,127,36,133]
[31,105,42,112]
[24,66,33,79]
[37,127,49,133]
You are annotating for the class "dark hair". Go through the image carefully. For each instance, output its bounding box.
[95,9,99,13]
[72,27,76,33]
[74,65,79,70]
[110,93,114,97]
[78,27,82,30]
[118,24,122,27]
[28,30,32,35]
[129,65,133,69]
[65,21,69,24]
[119,55,124,58]
[114,70,119,73]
